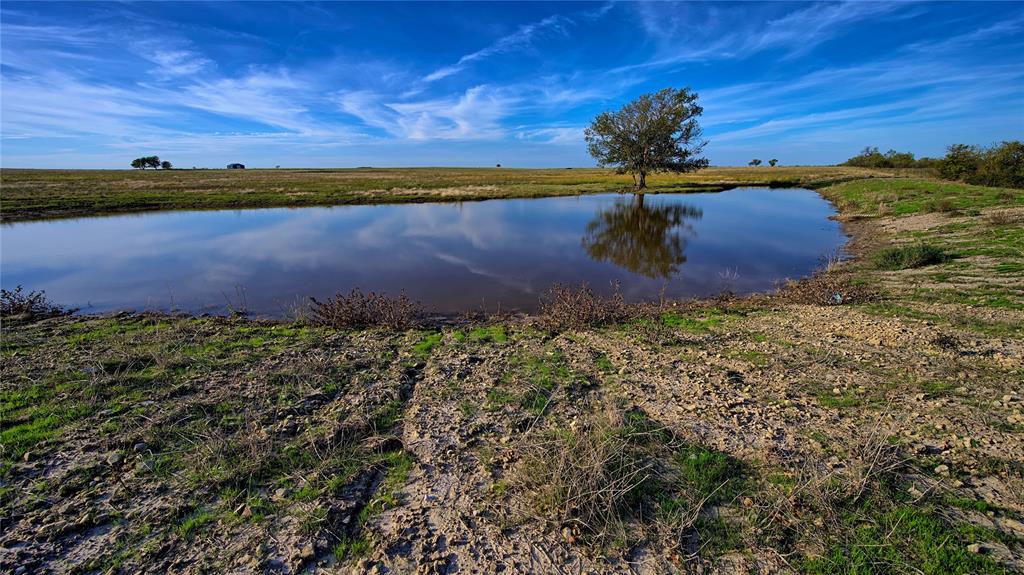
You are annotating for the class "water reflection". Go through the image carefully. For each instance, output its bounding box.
[582,194,703,278]
[0,189,847,315]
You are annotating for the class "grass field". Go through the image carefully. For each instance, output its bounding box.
[0,165,895,221]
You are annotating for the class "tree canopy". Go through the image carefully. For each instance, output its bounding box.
[131,156,162,169]
[585,87,708,190]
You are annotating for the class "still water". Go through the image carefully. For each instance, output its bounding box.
[0,188,847,315]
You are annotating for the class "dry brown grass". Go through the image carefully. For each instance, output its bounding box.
[775,273,879,306]
[986,209,1022,226]
[537,283,637,329]
[309,289,421,329]
[514,411,660,546]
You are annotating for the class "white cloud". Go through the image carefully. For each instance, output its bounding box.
[423,14,569,82]
[147,49,212,77]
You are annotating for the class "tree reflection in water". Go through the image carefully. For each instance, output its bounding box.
[582,194,703,279]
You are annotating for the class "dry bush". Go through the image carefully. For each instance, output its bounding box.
[538,283,636,329]
[1,285,70,322]
[925,197,955,213]
[986,209,1021,226]
[515,412,660,545]
[309,288,421,329]
[776,273,878,306]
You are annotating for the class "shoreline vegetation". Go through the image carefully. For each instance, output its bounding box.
[2,173,1023,573]
[1,165,902,223]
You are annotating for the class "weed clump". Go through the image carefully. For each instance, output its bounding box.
[986,209,1021,226]
[309,289,421,329]
[515,413,659,545]
[538,283,635,329]
[873,244,949,270]
[778,274,878,306]
[515,409,747,550]
[1,285,70,322]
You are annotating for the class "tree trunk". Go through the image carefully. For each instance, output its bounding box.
[636,171,647,190]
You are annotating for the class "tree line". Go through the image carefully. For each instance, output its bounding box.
[843,141,1023,188]
[131,156,172,169]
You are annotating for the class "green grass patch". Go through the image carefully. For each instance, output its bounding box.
[873,244,950,270]
[176,508,216,538]
[802,505,1004,574]
[661,308,734,333]
[411,331,442,357]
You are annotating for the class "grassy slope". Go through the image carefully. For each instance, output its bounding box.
[0,166,890,221]
[1,177,1021,573]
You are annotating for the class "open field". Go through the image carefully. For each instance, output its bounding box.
[2,176,1023,573]
[0,166,898,222]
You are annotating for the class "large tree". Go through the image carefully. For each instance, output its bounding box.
[585,87,708,190]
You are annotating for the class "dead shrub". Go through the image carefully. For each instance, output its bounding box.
[777,273,878,306]
[986,209,1020,226]
[1,285,70,322]
[925,197,955,213]
[538,283,636,329]
[309,289,421,330]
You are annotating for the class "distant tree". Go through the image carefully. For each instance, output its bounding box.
[769,159,778,167]
[749,159,762,167]
[585,87,708,190]
[496,163,502,168]
[131,158,144,169]
[842,147,926,169]
[145,156,161,169]
[160,160,173,170]
[937,141,1023,188]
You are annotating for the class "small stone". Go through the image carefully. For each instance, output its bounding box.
[135,459,155,473]
[934,464,949,476]
[133,442,149,452]
[22,452,31,462]
[967,543,987,554]
[15,567,27,575]
[107,453,124,466]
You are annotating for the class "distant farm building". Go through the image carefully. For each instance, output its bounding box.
[226,163,245,169]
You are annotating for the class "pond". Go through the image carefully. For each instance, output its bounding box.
[0,188,847,316]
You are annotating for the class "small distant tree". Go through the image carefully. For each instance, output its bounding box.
[769,159,778,167]
[131,158,144,169]
[145,156,161,169]
[749,159,762,167]
[585,87,708,190]
[160,160,173,170]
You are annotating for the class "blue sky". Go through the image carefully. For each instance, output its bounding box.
[1,1,1022,168]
